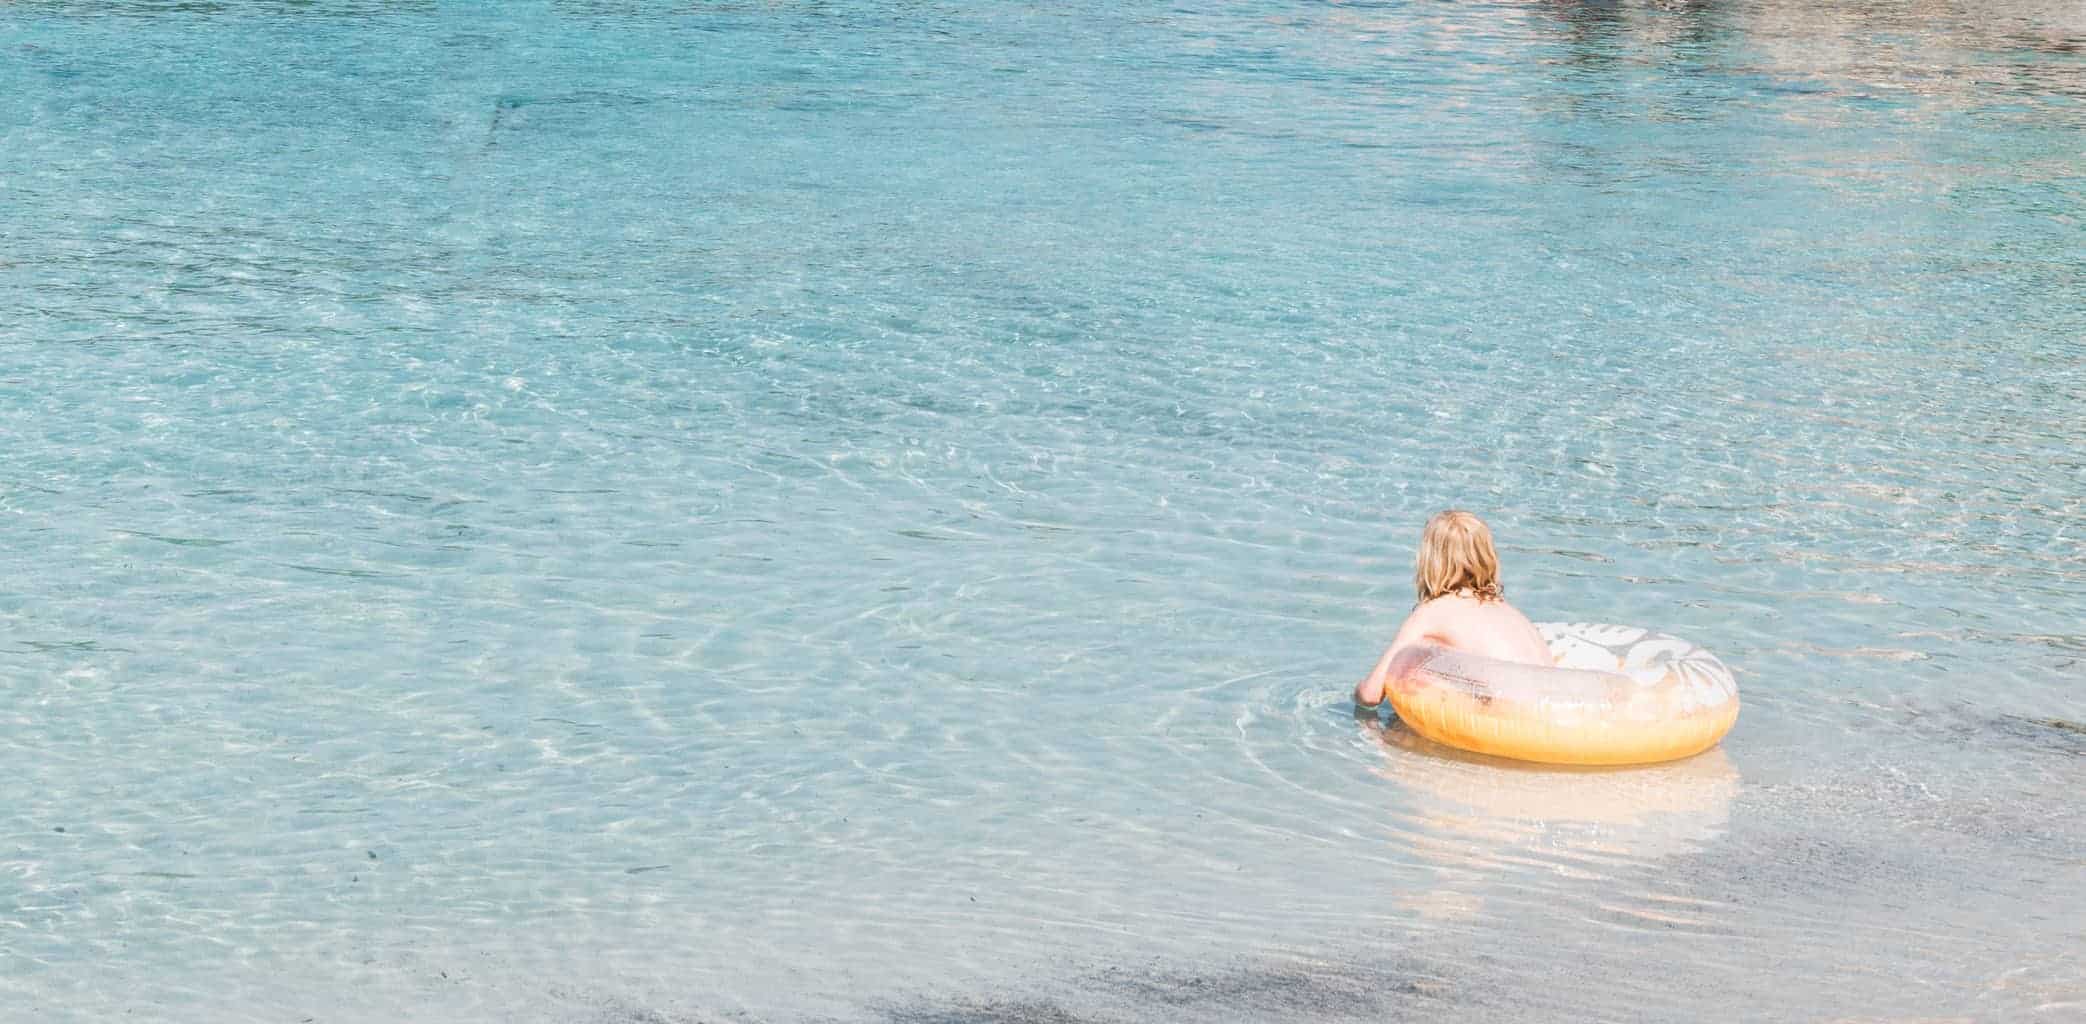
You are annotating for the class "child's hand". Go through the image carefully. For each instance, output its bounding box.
[1355,669,1388,707]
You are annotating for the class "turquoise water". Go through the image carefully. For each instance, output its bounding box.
[3,1,2083,1020]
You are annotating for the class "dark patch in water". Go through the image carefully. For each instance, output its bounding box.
[285,563,398,580]
[572,1008,706,1024]
[1096,960,1445,1015]
[12,638,134,655]
[487,90,657,145]
[873,958,1453,1024]
[1693,829,1908,894]
[544,958,1462,1023]
[557,991,718,1024]
[1992,714,2086,756]
[878,999,1107,1024]
[895,529,965,542]
[1848,699,2086,759]
[2033,716,2086,735]
[114,528,232,547]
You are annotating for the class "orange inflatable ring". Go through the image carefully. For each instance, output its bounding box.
[1385,622,1739,766]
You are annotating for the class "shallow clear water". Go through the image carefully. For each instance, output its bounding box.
[2,1,2083,1020]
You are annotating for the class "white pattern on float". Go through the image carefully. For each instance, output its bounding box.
[1538,622,1739,709]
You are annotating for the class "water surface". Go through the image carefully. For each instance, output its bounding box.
[2,1,2083,1020]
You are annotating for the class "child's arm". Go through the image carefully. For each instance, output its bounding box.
[1356,605,1434,707]
[1354,644,1399,707]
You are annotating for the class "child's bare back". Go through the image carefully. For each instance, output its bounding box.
[1392,592,1550,666]
[1355,510,1553,707]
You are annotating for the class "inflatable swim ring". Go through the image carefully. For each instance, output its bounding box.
[1384,622,1739,766]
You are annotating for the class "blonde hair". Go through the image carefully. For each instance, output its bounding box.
[1414,510,1504,603]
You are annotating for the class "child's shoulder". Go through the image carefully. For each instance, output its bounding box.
[1418,592,1482,611]
[1421,592,1523,622]
[1412,593,1476,623]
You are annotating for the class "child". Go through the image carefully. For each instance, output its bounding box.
[1355,510,1552,707]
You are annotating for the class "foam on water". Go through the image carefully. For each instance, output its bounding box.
[2,1,2083,1021]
